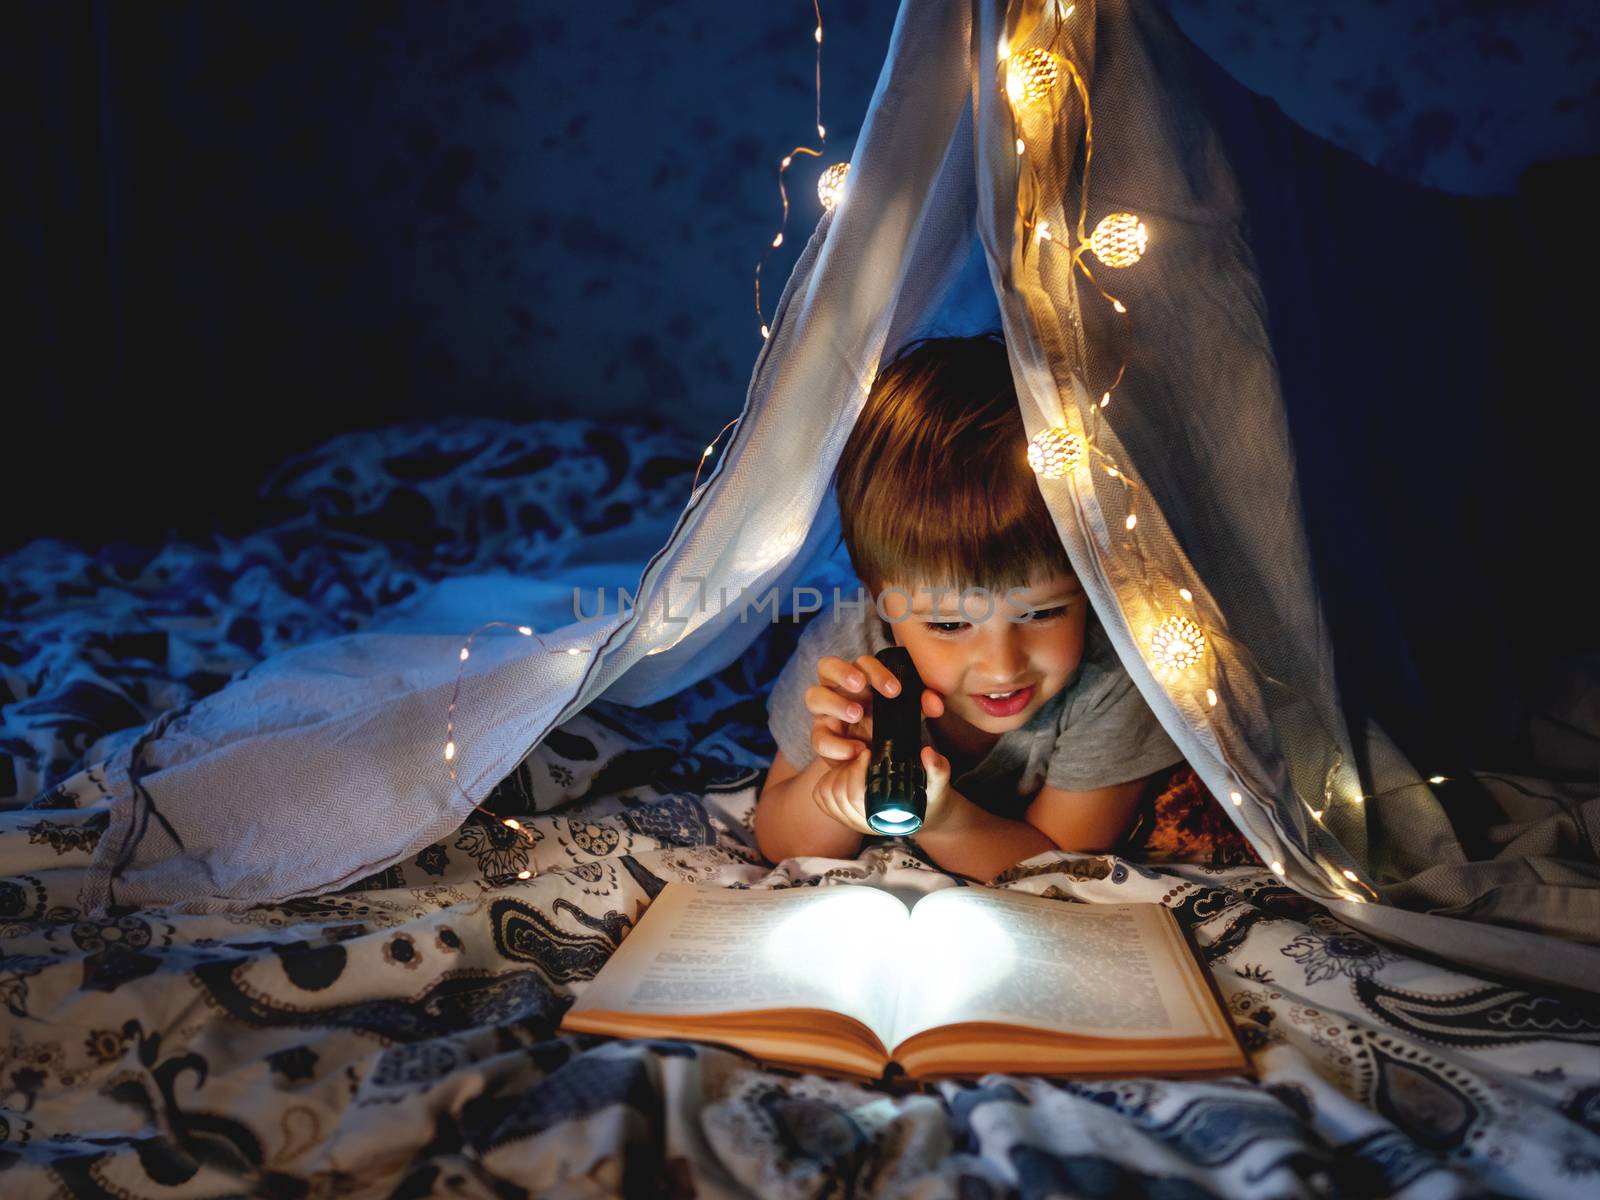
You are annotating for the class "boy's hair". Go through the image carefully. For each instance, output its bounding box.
[834,332,1074,597]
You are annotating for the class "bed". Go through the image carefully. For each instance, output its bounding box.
[2,417,1597,1197]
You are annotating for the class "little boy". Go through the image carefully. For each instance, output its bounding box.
[754,333,1183,883]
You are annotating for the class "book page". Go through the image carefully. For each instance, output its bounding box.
[569,882,910,1042]
[889,890,1212,1047]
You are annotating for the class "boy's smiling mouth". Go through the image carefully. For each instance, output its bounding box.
[970,684,1036,717]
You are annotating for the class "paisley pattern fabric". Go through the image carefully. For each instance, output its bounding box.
[0,415,700,811]
[1,420,1597,1195]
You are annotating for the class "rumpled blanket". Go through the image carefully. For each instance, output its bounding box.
[5,690,1600,1196]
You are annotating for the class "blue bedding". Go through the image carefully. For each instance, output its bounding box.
[1,418,1597,1197]
[0,416,702,810]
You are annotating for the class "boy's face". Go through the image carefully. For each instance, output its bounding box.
[879,571,1088,738]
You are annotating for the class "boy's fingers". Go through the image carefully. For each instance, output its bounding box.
[818,656,868,697]
[804,684,865,725]
[811,713,844,740]
[854,655,901,699]
[816,781,862,834]
[812,757,875,837]
[825,735,864,761]
[843,752,874,833]
[811,725,864,761]
[819,732,857,761]
[820,788,867,835]
[921,688,945,719]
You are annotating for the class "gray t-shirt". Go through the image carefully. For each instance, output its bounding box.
[765,605,1183,821]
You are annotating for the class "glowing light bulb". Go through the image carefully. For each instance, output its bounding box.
[444,741,456,761]
[516,870,532,880]
[459,647,470,662]
[1151,615,1205,675]
[1112,300,1127,313]
[566,647,583,656]
[1342,869,1359,882]
[1100,392,1111,408]
[1205,688,1218,707]
[782,155,792,168]
[817,162,849,212]
[772,233,783,248]
[1178,588,1193,602]
[814,25,822,43]
[760,324,770,339]
[817,123,826,138]
[1035,219,1052,243]
[1005,48,1060,107]
[1428,775,1447,784]
[1089,212,1149,268]
[517,626,533,636]
[503,818,521,830]
[1270,861,1285,876]
[1124,514,1137,531]
[1026,427,1084,479]
[1310,809,1324,820]
[1229,791,1242,806]
[1016,137,1026,156]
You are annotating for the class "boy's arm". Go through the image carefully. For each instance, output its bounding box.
[913,777,1149,883]
[910,790,1059,883]
[1023,778,1148,853]
[754,750,865,864]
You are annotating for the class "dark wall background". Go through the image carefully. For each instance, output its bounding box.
[8,0,898,552]
[8,0,1597,553]
[6,1,1598,779]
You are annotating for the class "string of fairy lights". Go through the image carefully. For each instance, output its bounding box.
[438,4,849,872]
[756,1,839,342]
[440,0,1442,898]
[1003,0,1449,902]
[1011,1,1343,890]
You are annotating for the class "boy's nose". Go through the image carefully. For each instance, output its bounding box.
[976,630,1028,683]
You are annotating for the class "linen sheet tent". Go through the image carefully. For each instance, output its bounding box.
[74,0,1598,993]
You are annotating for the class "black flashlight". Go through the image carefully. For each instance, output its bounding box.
[864,646,927,836]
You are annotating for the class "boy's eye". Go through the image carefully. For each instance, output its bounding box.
[924,604,1069,634]
[1021,605,1070,622]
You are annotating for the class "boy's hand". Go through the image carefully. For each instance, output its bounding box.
[917,745,959,833]
[806,653,943,835]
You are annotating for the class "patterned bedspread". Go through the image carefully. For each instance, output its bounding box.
[2,419,1598,1198]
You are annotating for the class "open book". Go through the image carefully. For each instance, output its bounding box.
[561,881,1249,1082]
